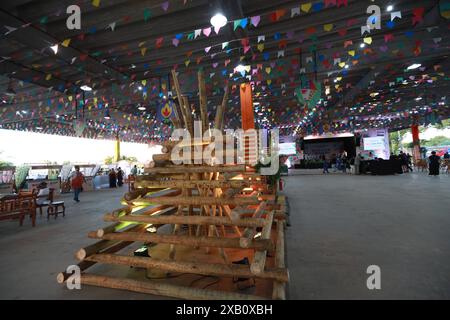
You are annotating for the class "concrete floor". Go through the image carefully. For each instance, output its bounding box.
[0,172,449,299]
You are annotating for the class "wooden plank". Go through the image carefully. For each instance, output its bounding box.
[79,273,267,300]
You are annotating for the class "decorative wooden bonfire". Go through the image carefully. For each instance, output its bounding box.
[57,71,289,300]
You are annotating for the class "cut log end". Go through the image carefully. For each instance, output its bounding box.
[239,237,251,248]
[56,272,65,284]
[250,264,264,275]
[76,249,87,261]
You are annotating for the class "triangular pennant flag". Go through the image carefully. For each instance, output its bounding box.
[92,0,100,7]
[222,42,229,49]
[258,35,265,43]
[301,3,312,13]
[61,38,71,47]
[108,22,116,31]
[391,11,402,21]
[144,8,152,22]
[240,18,248,29]
[251,16,260,27]
[161,1,169,11]
[4,26,17,35]
[363,37,372,45]
[291,7,300,17]
[323,24,333,32]
[203,27,211,37]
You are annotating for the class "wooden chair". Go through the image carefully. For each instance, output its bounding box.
[35,188,54,217]
[0,193,37,226]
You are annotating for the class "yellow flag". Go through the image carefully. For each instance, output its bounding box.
[265,67,271,74]
[348,50,355,57]
[257,43,264,52]
[363,37,372,45]
[92,0,100,7]
[62,38,71,47]
[324,24,333,32]
[301,3,312,12]
[45,74,52,80]
[141,47,147,56]
[141,80,147,86]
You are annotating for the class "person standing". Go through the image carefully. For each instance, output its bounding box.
[428,151,441,176]
[406,153,413,172]
[109,169,117,188]
[322,155,329,174]
[354,153,361,175]
[71,166,85,202]
[117,167,124,187]
[130,165,138,176]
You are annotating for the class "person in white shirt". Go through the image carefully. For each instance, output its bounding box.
[36,181,50,205]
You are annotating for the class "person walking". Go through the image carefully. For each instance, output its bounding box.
[71,166,85,202]
[428,151,441,176]
[109,169,117,188]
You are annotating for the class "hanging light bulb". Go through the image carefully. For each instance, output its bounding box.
[210,13,227,30]
[50,44,59,54]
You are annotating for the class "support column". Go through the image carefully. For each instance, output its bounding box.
[114,134,121,162]
[411,124,420,161]
[240,83,255,130]
[240,83,256,164]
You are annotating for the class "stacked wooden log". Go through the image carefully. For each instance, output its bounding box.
[57,70,289,300]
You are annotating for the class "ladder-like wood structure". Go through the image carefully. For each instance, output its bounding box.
[57,71,289,299]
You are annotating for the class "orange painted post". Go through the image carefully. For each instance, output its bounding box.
[411,124,421,161]
[240,83,255,130]
[240,83,256,165]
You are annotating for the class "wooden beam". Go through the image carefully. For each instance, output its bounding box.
[78,273,267,300]
[144,164,245,174]
[214,85,229,130]
[131,195,259,207]
[104,214,266,228]
[86,253,288,282]
[250,211,275,275]
[134,179,250,190]
[272,220,287,300]
[89,232,274,251]
[198,70,208,132]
